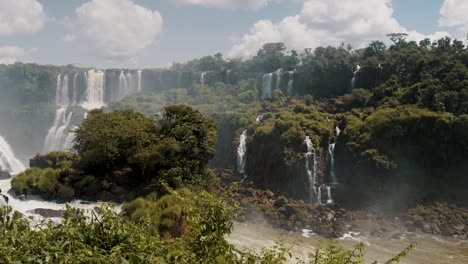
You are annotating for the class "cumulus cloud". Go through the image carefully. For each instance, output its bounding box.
[439,0,468,37]
[170,0,268,10]
[228,0,450,58]
[63,34,77,42]
[0,46,36,64]
[75,0,163,60]
[0,0,46,36]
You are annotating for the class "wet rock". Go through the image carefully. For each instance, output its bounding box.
[0,170,11,180]
[96,191,114,201]
[30,208,64,218]
[110,184,127,197]
[391,233,403,239]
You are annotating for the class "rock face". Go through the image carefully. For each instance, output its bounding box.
[0,170,11,180]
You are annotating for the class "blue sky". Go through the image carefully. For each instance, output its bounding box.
[0,0,466,68]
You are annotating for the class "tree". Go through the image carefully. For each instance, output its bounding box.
[387,33,409,45]
[73,109,157,174]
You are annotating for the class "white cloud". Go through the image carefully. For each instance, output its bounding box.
[64,34,77,42]
[0,46,36,64]
[170,0,268,10]
[75,0,163,60]
[0,0,46,36]
[228,0,450,58]
[439,0,468,37]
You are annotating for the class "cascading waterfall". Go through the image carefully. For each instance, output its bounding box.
[81,69,105,110]
[137,70,142,92]
[350,65,361,90]
[226,69,231,82]
[317,186,322,204]
[117,70,142,101]
[376,64,383,88]
[43,75,75,153]
[286,71,294,97]
[305,136,318,203]
[256,115,264,122]
[72,73,79,105]
[329,143,337,184]
[335,126,341,136]
[119,70,128,99]
[237,130,248,182]
[201,72,207,87]
[262,73,273,98]
[275,69,282,90]
[326,186,333,204]
[0,135,26,174]
[329,125,341,184]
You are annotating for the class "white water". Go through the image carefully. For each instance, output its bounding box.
[226,69,231,82]
[256,115,263,122]
[227,222,468,264]
[275,69,282,90]
[317,186,322,204]
[335,126,341,136]
[43,75,75,153]
[0,135,26,174]
[0,177,101,222]
[201,72,207,87]
[286,71,294,97]
[262,73,273,98]
[237,130,248,182]
[329,143,338,184]
[137,70,142,92]
[81,69,105,110]
[72,73,79,105]
[350,64,361,90]
[305,136,317,203]
[326,186,333,204]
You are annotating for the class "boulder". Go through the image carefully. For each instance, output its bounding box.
[110,184,127,197]
[0,170,11,180]
[30,208,64,218]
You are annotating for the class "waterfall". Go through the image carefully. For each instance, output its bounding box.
[376,64,383,88]
[317,186,322,204]
[226,69,231,82]
[275,69,282,90]
[117,70,140,100]
[350,65,361,90]
[201,72,207,87]
[237,130,248,182]
[329,143,338,184]
[81,69,105,110]
[286,71,294,97]
[262,73,273,98]
[326,186,333,204]
[0,135,26,174]
[335,126,341,136]
[56,74,69,106]
[43,75,75,153]
[43,108,73,153]
[137,70,142,92]
[255,115,263,122]
[72,73,78,105]
[305,136,318,203]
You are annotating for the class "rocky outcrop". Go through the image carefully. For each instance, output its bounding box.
[0,170,10,180]
[29,208,64,218]
[219,176,348,238]
[405,203,468,239]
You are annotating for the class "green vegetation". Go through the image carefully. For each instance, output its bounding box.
[407,203,468,238]
[12,105,218,201]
